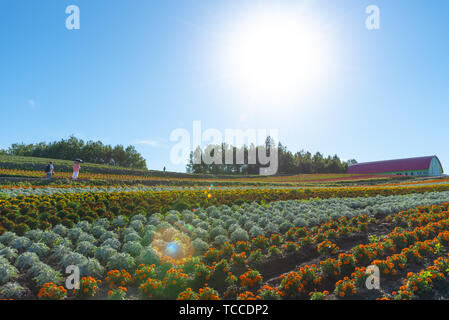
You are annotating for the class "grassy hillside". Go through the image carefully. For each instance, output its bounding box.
[0,155,261,179]
[0,155,149,175]
[0,155,414,187]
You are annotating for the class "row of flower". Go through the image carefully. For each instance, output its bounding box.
[0,167,392,183]
[0,204,374,299]
[1,169,217,182]
[2,185,449,236]
[0,197,376,291]
[0,185,388,299]
[7,183,399,198]
[271,202,449,300]
[3,195,449,299]
[0,216,292,299]
[0,185,283,198]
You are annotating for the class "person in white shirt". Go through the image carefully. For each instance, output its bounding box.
[72,161,81,180]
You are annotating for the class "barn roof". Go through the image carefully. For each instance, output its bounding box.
[347,156,441,174]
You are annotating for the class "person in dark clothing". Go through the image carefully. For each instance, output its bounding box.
[45,162,55,179]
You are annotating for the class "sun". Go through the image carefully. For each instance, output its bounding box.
[224,11,331,102]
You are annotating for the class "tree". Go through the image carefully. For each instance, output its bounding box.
[186,139,353,175]
[5,136,148,169]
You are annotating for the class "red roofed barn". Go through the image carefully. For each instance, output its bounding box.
[347,156,443,177]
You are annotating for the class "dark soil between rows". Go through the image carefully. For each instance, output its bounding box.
[258,217,397,288]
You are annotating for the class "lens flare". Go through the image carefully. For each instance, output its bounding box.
[165,241,180,257]
[151,227,194,264]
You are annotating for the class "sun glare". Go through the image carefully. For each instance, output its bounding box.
[224,11,331,103]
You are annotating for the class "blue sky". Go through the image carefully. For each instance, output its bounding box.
[1,0,448,172]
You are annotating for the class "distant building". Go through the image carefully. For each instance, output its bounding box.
[347,156,443,177]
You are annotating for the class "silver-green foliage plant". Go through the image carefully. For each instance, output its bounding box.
[90,226,107,239]
[136,248,160,266]
[93,218,110,229]
[157,222,171,230]
[249,226,265,238]
[52,225,68,237]
[264,222,279,234]
[0,247,18,263]
[210,226,227,240]
[0,263,19,285]
[122,241,143,258]
[49,244,72,262]
[214,235,230,247]
[193,227,208,241]
[76,221,91,233]
[100,231,119,242]
[60,252,88,270]
[29,263,63,287]
[41,231,65,248]
[192,238,209,256]
[123,232,141,243]
[67,227,84,243]
[15,252,40,271]
[230,228,249,242]
[0,232,16,246]
[27,242,50,258]
[101,238,121,251]
[25,230,44,242]
[141,230,155,246]
[129,220,144,234]
[107,252,136,271]
[181,210,194,223]
[0,282,27,299]
[78,232,97,245]
[148,213,163,226]
[166,211,180,224]
[75,241,97,258]
[131,214,147,224]
[80,258,105,278]
[112,216,129,229]
[94,246,118,264]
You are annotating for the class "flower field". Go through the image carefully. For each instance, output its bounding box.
[2,182,449,198]
[2,0,448,306]
[0,167,406,187]
[1,156,449,300]
[1,181,449,299]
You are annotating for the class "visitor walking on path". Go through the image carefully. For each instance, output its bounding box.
[45,162,55,179]
[72,161,81,180]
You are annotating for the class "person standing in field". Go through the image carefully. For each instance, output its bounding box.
[72,161,81,180]
[45,162,55,179]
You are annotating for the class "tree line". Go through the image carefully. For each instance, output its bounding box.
[1,136,147,170]
[186,138,356,175]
